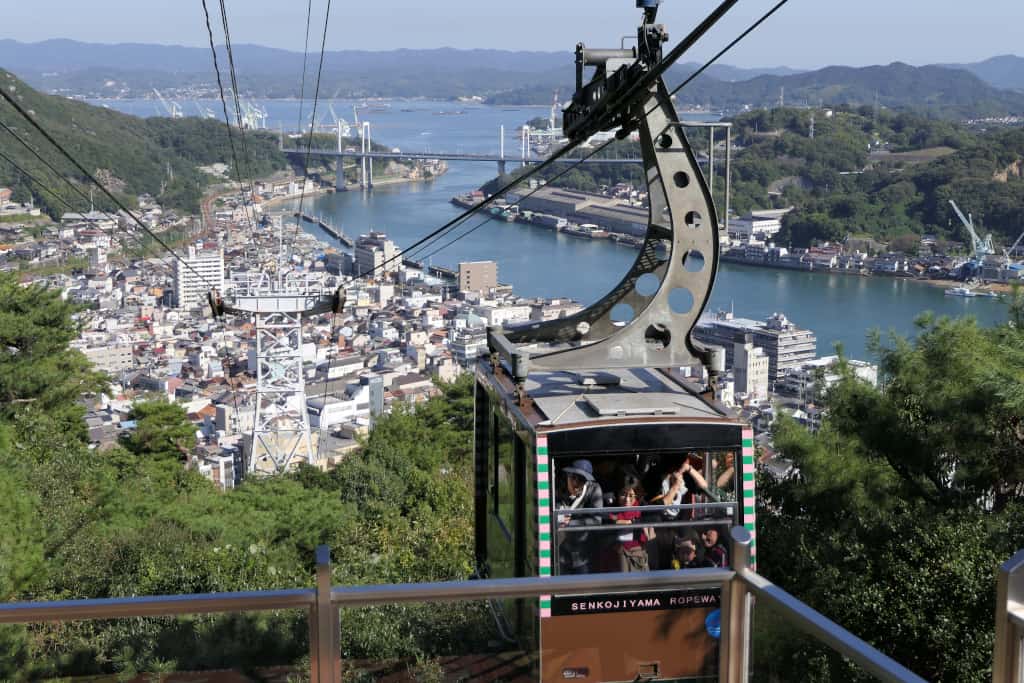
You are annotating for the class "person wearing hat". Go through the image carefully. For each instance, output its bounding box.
[556,459,604,574]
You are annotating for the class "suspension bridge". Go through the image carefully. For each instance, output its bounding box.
[279,122,642,189]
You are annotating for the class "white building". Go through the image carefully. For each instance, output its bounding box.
[354,232,401,278]
[729,215,782,241]
[471,304,532,327]
[77,341,134,376]
[307,382,371,429]
[781,356,878,397]
[734,336,770,403]
[173,247,224,309]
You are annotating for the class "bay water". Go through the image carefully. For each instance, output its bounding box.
[94,98,1011,360]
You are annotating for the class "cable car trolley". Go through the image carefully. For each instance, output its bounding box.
[474,2,755,680]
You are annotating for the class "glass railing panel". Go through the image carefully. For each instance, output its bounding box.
[1,609,309,681]
[338,599,534,682]
[751,595,873,683]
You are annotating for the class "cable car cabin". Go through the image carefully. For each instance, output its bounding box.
[474,359,755,683]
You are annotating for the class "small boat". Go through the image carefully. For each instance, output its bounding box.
[945,286,979,298]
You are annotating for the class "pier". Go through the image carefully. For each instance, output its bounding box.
[293,212,354,247]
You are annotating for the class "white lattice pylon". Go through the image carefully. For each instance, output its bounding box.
[225,272,333,474]
[251,310,313,473]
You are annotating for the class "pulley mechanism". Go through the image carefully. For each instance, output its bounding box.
[208,288,226,319]
[490,0,722,386]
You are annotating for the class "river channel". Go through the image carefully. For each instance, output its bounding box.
[96,98,1011,360]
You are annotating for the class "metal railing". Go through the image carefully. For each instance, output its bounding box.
[0,527,928,682]
[994,548,1024,682]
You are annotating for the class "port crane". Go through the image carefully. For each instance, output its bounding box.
[240,100,268,130]
[193,102,217,119]
[949,199,995,259]
[152,88,182,119]
[1003,229,1024,267]
[328,104,352,138]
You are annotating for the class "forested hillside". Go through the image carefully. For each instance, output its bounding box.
[0,274,485,678]
[0,70,287,217]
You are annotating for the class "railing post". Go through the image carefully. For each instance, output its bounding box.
[719,526,752,683]
[310,545,341,683]
[993,548,1024,682]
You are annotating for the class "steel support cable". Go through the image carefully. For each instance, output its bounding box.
[354,0,742,282]
[294,0,315,146]
[361,139,585,281]
[667,0,791,100]
[312,308,341,464]
[407,0,793,266]
[215,0,262,237]
[0,92,216,286]
[0,120,185,277]
[309,2,782,447]
[410,141,616,263]
[0,146,178,274]
[200,0,259,235]
[289,0,333,256]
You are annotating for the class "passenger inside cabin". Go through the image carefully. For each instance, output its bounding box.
[714,452,736,498]
[649,454,710,568]
[671,537,705,570]
[556,459,604,575]
[701,527,729,568]
[601,474,649,573]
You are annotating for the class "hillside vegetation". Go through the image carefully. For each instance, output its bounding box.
[0,273,485,678]
[0,69,287,217]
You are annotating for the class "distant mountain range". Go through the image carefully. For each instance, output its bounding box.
[940,55,1024,92]
[1,40,1022,119]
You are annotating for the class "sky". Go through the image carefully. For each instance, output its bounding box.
[2,0,1021,69]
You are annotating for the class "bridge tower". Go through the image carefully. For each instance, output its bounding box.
[497,125,506,176]
[224,271,335,475]
[335,123,347,191]
[360,122,373,189]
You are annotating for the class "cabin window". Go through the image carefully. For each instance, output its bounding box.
[553,451,740,575]
[492,412,515,539]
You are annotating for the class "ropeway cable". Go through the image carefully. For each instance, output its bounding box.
[410,140,617,264]
[306,0,792,420]
[294,0,315,159]
[200,0,260,236]
[352,0,747,282]
[289,0,334,257]
[215,0,262,236]
[399,0,794,268]
[0,89,217,287]
[0,147,178,275]
[0,124,179,276]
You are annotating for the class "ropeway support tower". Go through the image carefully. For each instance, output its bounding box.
[217,269,339,475]
[215,92,349,476]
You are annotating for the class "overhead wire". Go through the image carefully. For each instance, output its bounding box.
[289,0,333,257]
[310,0,791,446]
[398,0,793,270]
[353,0,751,281]
[200,0,260,238]
[0,121,178,275]
[294,0,315,147]
[215,0,262,238]
[0,89,217,286]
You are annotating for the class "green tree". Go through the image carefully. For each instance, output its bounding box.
[123,401,197,461]
[757,312,1024,681]
[0,273,106,437]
